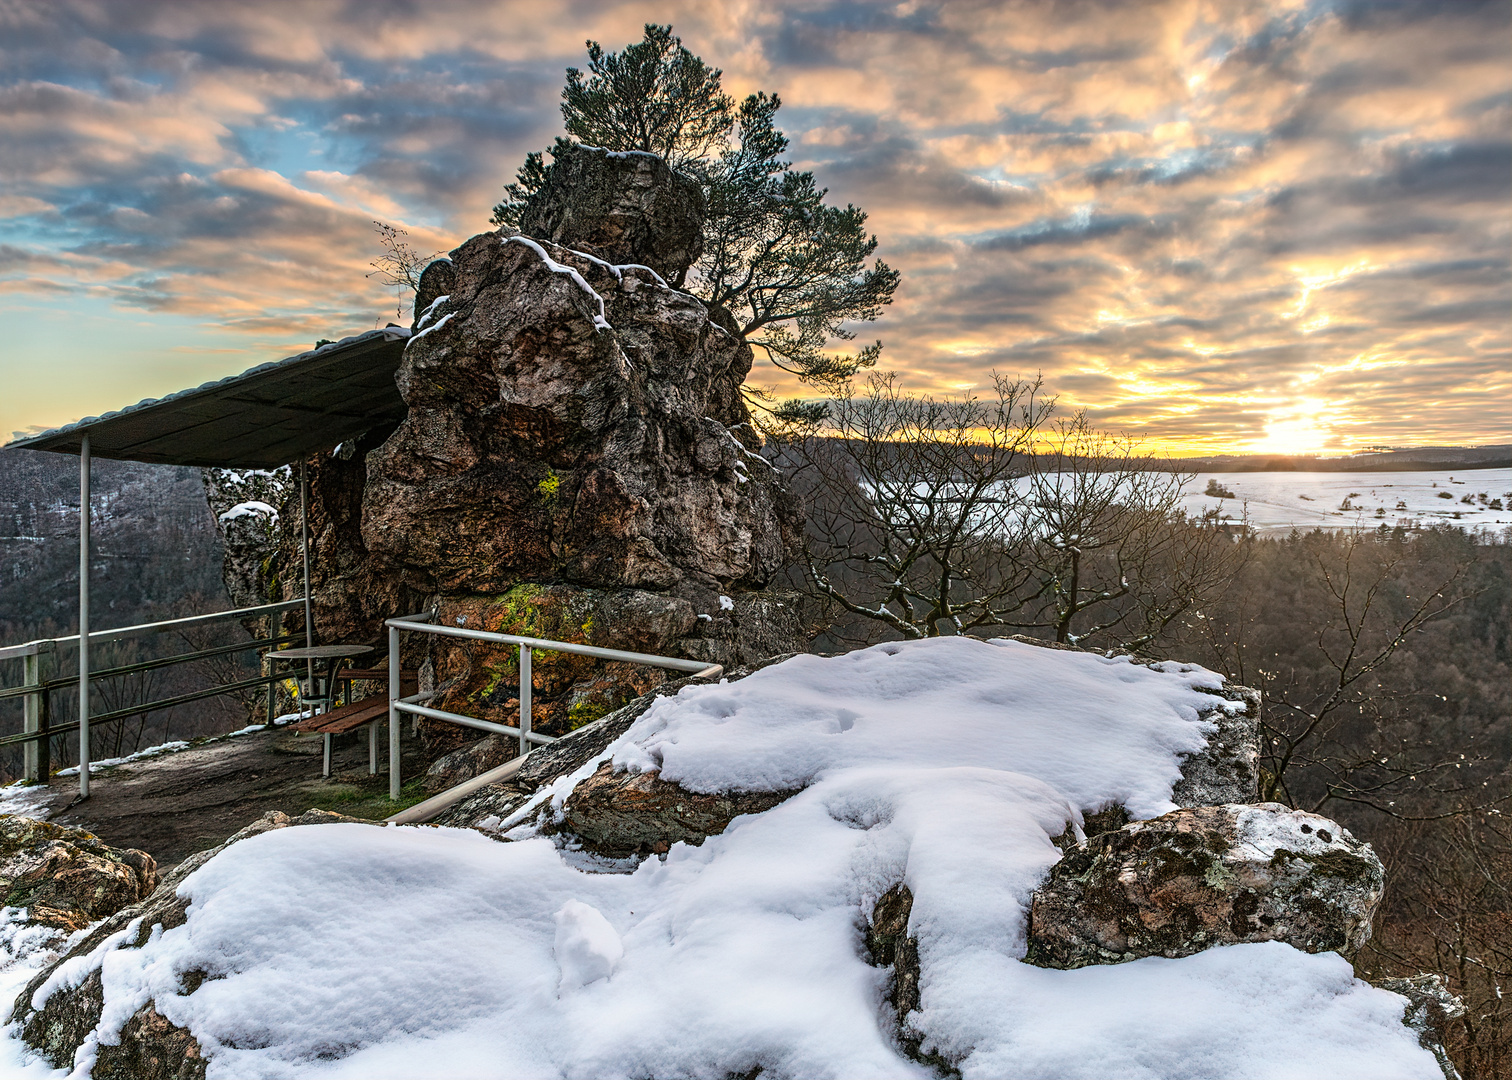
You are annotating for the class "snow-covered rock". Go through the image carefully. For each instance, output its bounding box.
[3,640,1442,1079]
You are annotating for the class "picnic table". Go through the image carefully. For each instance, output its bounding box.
[266,646,418,778]
[266,644,374,714]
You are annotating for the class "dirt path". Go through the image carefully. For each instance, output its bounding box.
[20,725,433,871]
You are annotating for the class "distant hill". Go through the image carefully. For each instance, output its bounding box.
[0,448,226,640]
[1171,445,1512,473]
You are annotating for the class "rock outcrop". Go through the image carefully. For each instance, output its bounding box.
[200,467,289,612]
[10,809,368,1075]
[1380,974,1465,1080]
[560,764,794,857]
[364,224,795,598]
[1,816,158,932]
[202,144,805,784]
[518,145,704,285]
[1026,802,1385,969]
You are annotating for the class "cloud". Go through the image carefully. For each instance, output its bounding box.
[0,0,1506,451]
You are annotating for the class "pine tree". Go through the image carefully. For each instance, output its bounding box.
[491,25,899,418]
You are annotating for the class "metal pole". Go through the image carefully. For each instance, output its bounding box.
[265,607,281,727]
[388,623,401,800]
[518,644,531,758]
[299,457,314,703]
[78,434,90,798]
[22,646,40,781]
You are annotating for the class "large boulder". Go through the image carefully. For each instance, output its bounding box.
[519,143,705,284]
[362,227,796,597]
[1026,803,1385,969]
[0,816,158,932]
[10,809,369,1076]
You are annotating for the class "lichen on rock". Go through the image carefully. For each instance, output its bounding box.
[0,815,158,932]
[1026,802,1385,969]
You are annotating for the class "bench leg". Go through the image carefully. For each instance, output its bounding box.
[368,721,377,776]
[323,733,332,778]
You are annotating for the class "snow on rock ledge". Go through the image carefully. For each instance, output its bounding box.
[1026,802,1386,969]
[2,640,1441,1079]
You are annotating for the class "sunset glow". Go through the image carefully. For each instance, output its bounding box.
[0,1,1506,453]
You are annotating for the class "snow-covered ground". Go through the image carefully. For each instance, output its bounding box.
[1180,467,1512,532]
[0,640,1439,1078]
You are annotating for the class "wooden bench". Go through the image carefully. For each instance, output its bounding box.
[334,668,418,697]
[291,668,418,777]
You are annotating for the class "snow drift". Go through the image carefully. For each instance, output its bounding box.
[3,638,1440,1079]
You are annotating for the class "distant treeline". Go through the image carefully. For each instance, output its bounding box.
[1172,445,1512,473]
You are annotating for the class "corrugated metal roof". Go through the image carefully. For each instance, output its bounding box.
[6,327,412,468]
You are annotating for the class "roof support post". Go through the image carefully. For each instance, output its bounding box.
[299,456,314,696]
[78,433,91,798]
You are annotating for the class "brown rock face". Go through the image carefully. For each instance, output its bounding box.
[1026,803,1385,969]
[0,816,158,932]
[519,144,704,284]
[561,762,796,857]
[362,226,794,596]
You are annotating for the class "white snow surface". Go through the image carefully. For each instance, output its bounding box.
[216,500,277,524]
[0,638,1437,1079]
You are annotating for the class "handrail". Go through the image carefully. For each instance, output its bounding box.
[383,615,723,673]
[0,598,309,781]
[384,612,721,802]
[0,599,305,660]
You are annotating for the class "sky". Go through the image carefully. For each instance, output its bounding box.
[0,0,1506,455]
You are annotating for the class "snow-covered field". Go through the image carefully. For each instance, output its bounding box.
[0,640,1439,1078]
[1180,467,1512,532]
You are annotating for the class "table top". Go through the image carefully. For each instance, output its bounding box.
[269,645,374,660]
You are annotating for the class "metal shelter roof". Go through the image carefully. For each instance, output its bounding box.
[6,327,412,468]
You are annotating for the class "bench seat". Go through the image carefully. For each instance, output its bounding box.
[290,697,389,735]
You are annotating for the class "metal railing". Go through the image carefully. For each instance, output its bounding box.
[0,599,307,782]
[384,612,723,803]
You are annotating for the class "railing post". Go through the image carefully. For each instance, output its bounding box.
[264,607,282,727]
[388,623,401,801]
[22,644,50,782]
[518,644,531,757]
[38,686,51,782]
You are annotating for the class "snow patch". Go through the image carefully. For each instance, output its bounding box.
[407,310,454,344]
[0,639,1441,1079]
[216,501,277,524]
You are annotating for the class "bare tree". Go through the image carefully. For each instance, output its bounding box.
[1362,810,1512,1080]
[1015,417,1246,651]
[782,377,1244,654]
[368,221,443,321]
[1192,527,1483,812]
[783,372,1051,640]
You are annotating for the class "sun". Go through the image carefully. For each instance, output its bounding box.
[1248,405,1335,455]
